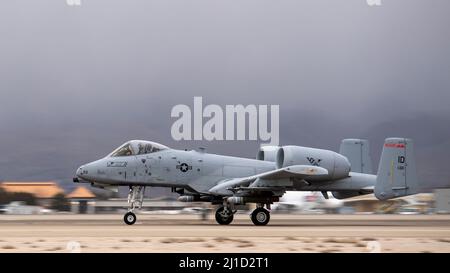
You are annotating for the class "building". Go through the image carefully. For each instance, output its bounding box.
[0,181,64,207]
[434,188,450,214]
[0,182,97,214]
[67,186,96,214]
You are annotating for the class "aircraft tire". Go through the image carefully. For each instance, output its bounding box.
[124,212,137,225]
[215,206,234,225]
[251,208,270,226]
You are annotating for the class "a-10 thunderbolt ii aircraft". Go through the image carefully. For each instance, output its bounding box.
[74,137,419,226]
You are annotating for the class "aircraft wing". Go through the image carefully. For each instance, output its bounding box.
[257,165,328,179]
[208,165,328,196]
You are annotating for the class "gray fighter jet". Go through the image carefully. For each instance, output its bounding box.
[74,138,419,225]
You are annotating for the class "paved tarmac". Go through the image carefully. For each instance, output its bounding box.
[0,214,449,252]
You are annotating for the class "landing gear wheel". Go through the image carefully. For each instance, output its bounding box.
[124,212,137,225]
[251,208,270,226]
[215,206,234,225]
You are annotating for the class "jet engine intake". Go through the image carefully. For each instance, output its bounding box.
[256,146,280,162]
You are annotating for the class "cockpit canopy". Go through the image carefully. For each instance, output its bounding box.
[109,140,169,157]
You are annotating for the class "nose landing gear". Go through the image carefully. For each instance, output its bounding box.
[123,186,145,225]
[124,211,136,225]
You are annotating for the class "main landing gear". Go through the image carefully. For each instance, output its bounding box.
[250,207,270,226]
[214,203,271,226]
[124,186,145,225]
[215,206,235,225]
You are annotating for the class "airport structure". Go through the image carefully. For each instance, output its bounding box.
[67,186,96,214]
[0,182,97,214]
[0,181,65,207]
[0,181,446,216]
[434,188,450,213]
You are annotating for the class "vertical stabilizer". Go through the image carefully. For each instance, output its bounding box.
[339,139,373,174]
[374,138,419,200]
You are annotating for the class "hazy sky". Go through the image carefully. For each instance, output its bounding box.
[0,0,449,191]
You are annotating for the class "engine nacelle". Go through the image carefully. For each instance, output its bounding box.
[256,146,280,162]
[276,146,350,180]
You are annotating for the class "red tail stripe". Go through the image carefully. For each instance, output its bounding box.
[384,143,405,148]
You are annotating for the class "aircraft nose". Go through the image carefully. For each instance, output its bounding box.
[76,165,85,179]
[75,160,102,182]
[73,166,85,183]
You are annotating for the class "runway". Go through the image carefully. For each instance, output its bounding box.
[1,214,450,252]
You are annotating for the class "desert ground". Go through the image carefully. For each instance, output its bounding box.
[0,214,450,253]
